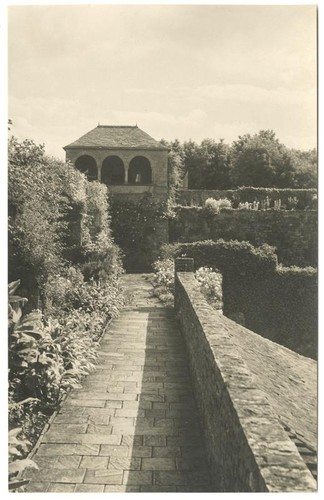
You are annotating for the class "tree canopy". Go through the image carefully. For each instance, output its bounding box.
[162,130,317,190]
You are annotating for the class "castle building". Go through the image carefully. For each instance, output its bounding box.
[63,125,169,200]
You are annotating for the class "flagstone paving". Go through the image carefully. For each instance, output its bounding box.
[25,274,212,492]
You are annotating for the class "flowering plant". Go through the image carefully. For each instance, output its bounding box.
[194,266,223,311]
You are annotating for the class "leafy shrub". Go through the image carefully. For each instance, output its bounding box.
[8,277,125,480]
[158,291,175,305]
[79,181,123,281]
[194,267,223,311]
[205,197,232,214]
[9,427,38,491]
[151,259,175,306]
[8,136,123,303]
[44,268,123,321]
[152,259,175,292]
[151,259,224,311]
[238,201,260,210]
[81,241,123,283]
[8,137,86,298]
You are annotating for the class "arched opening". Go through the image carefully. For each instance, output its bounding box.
[75,155,97,181]
[102,156,125,185]
[128,156,152,185]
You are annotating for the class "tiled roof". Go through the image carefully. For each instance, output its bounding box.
[64,125,168,150]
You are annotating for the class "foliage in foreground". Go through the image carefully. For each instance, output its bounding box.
[8,274,125,489]
[8,133,125,489]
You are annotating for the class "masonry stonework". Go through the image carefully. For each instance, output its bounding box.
[64,125,169,202]
[65,148,169,201]
[175,270,316,492]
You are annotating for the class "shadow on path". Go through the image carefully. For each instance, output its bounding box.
[121,277,211,492]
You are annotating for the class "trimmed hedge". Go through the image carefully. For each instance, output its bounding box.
[162,240,317,359]
[161,239,278,274]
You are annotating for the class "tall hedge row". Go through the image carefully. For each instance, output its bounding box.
[8,136,122,306]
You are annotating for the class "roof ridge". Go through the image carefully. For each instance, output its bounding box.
[97,125,138,128]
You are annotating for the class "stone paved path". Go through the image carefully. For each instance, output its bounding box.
[25,274,211,492]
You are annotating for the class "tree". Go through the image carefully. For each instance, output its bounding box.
[162,131,316,190]
[199,138,233,189]
[289,148,317,188]
[160,139,185,205]
[182,138,233,189]
[231,130,297,188]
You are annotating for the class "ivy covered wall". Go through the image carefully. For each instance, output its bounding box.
[109,193,169,272]
[170,207,317,267]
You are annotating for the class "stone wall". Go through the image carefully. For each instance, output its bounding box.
[175,271,316,492]
[170,207,317,267]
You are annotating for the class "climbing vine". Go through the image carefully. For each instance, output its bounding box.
[109,194,169,271]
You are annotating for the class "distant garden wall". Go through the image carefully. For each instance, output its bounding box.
[175,271,316,492]
[169,207,317,267]
[162,241,317,359]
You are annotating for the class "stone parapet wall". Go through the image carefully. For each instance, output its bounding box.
[175,272,316,492]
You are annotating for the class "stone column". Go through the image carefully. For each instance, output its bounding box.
[125,164,129,184]
[97,160,102,182]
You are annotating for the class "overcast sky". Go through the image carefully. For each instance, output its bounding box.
[8,4,317,159]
